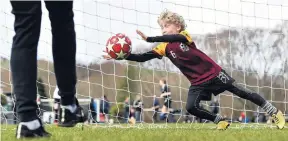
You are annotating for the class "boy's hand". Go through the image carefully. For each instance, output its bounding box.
[102,50,113,60]
[136,30,147,41]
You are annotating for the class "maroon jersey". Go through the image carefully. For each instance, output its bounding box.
[151,31,222,85]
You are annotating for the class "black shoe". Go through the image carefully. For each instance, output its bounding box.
[76,106,86,123]
[58,106,85,127]
[16,119,51,139]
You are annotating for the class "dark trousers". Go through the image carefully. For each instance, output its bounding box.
[124,110,129,123]
[152,108,159,122]
[186,70,266,122]
[10,1,77,122]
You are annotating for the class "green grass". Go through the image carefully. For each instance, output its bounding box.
[1,123,288,141]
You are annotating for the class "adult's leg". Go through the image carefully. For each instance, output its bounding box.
[11,2,52,138]
[44,1,77,105]
[10,1,42,122]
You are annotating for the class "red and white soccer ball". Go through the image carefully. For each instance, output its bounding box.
[106,33,132,60]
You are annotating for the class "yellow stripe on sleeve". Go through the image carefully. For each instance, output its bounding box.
[152,43,168,56]
[180,30,192,44]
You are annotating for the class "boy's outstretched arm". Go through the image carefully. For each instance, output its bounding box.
[137,30,192,43]
[146,34,188,43]
[102,50,162,62]
[126,51,162,62]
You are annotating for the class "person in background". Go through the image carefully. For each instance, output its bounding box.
[238,111,249,123]
[159,79,172,110]
[133,95,143,123]
[129,108,136,124]
[89,98,97,123]
[152,95,160,122]
[124,99,136,125]
[1,94,8,109]
[257,109,267,123]
[100,95,110,122]
[123,97,131,123]
[158,79,177,123]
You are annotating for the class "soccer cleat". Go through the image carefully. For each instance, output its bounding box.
[272,110,285,129]
[58,106,85,127]
[76,106,86,123]
[216,121,230,130]
[128,117,136,125]
[16,119,51,139]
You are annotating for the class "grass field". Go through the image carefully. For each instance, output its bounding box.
[1,123,288,141]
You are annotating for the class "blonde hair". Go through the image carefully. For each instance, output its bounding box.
[157,9,186,31]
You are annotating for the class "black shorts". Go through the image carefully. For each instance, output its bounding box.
[189,69,235,101]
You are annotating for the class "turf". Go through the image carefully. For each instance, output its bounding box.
[1,123,288,141]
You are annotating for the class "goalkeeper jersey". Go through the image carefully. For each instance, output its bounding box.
[127,30,222,85]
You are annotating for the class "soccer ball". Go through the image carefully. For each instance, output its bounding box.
[106,33,132,60]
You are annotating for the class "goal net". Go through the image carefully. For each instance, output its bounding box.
[1,0,288,129]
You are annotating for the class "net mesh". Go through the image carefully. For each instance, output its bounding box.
[1,0,288,129]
